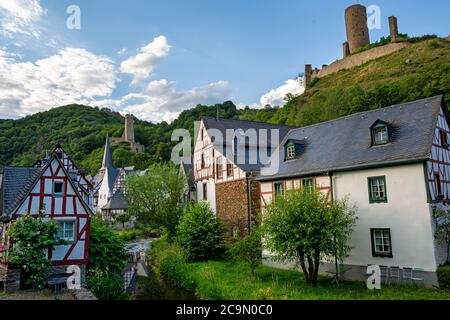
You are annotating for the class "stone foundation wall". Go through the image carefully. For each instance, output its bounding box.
[316,42,409,79]
[50,264,86,286]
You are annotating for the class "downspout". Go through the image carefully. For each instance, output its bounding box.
[246,173,252,234]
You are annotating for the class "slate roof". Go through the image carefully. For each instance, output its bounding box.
[0,167,43,220]
[201,116,297,173]
[101,192,128,210]
[181,161,194,187]
[258,95,446,180]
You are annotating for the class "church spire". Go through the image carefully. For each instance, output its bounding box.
[102,135,114,169]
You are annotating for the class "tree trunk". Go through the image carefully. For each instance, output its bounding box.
[311,252,321,287]
[297,248,309,283]
[307,256,314,283]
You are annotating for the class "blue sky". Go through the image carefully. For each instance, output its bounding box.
[0,0,448,122]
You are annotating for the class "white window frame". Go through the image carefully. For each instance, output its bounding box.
[371,229,392,257]
[57,220,76,242]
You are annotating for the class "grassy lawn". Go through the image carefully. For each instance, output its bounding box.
[176,260,450,300]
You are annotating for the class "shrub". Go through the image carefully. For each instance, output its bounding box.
[228,225,262,275]
[116,229,144,242]
[6,214,59,289]
[86,268,129,300]
[437,264,450,289]
[176,202,226,262]
[88,217,126,272]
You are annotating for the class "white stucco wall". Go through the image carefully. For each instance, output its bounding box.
[333,163,438,271]
[196,178,216,213]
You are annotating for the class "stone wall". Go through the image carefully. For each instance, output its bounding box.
[316,42,409,79]
[50,264,86,286]
[215,176,261,237]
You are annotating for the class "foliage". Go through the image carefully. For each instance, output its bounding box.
[434,208,450,262]
[114,212,131,228]
[228,224,262,275]
[125,163,186,240]
[6,214,59,289]
[263,190,357,286]
[86,268,129,300]
[116,228,144,242]
[436,264,450,290]
[88,217,126,273]
[149,253,450,300]
[176,202,226,262]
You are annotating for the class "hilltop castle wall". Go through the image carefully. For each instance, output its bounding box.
[312,42,408,79]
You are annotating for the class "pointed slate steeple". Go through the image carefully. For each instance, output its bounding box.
[102,135,114,170]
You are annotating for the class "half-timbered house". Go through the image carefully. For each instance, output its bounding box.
[193,116,294,236]
[0,146,94,291]
[257,95,450,286]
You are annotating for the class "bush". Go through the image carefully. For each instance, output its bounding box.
[116,229,144,242]
[86,268,129,300]
[150,239,195,290]
[228,226,262,275]
[176,202,226,262]
[437,264,450,289]
[88,217,126,272]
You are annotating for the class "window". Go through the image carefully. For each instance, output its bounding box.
[371,229,392,257]
[372,124,389,145]
[201,129,204,141]
[286,142,295,160]
[57,221,75,242]
[302,178,314,192]
[368,176,387,203]
[216,157,223,179]
[53,181,64,196]
[203,183,207,200]
[227,163,233,177]
[434,173,443,198]
[440,130,448,148]
[201,153,205,169]
[274,182,284,198]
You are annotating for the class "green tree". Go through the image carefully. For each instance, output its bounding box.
[176,202,226,262]
[88,217,126,273]
[125,163,186,240]
[264,190,357,286]
[115,212,131,229]
[434,208,450,263]
[229,224,262,275]
[7,214,59,289]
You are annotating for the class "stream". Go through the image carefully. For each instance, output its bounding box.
[124,238,197,300]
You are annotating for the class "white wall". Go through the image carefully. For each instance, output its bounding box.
[196,178,216,213]
[333,163,438,271]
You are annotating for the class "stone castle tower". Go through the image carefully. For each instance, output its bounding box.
[110,114,144,153]
[344,4,370,55]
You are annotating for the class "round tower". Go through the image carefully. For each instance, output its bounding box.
[345,4,370,53]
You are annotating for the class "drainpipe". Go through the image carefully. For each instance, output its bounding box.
[246,173,252,234]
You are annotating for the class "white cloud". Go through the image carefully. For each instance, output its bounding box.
[260,77,305,107]
[94,79,231,123]
[0,0,46,38]
[120,36,171,85]
[0,47,117,118]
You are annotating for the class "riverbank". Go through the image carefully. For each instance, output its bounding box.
[150,240,450,300]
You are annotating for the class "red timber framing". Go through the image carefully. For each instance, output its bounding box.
[11,155,92,266]
[426,108,450,203]
[259,175,332,211]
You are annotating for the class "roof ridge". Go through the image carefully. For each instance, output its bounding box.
[202,115,297,128]
[287,95,443,134]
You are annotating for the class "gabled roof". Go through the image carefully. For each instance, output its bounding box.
[101,192,128,210]
[180,160,194,187]
[102,135,114,170]
[1,154,94,221]
[0,167,43,221]
[259,95,445,180]
[201,116,297,173]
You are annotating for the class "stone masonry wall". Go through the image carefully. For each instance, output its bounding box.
[216,178,250,237]
[316,42,408,78]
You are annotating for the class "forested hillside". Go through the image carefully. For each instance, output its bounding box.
[0,38,448,175]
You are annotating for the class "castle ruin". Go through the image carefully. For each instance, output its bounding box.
[110,114,145,152]
[305,3,403,85]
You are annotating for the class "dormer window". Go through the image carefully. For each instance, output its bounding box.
[370,121,390,146]
[440,129,448,148]
[286,143,295,160]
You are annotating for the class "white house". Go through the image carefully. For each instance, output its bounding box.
[258,95,450,287]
